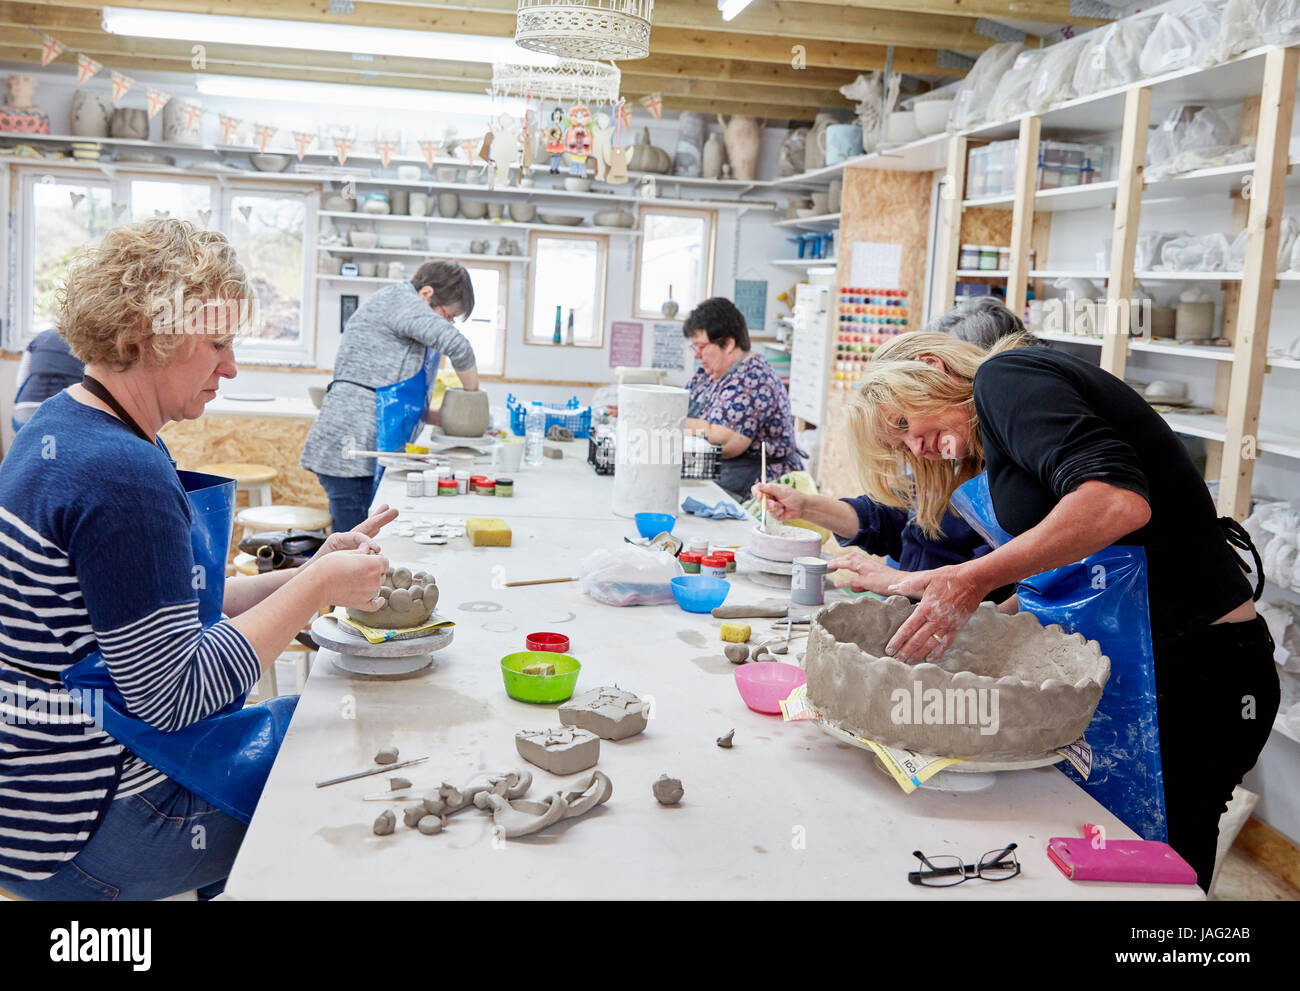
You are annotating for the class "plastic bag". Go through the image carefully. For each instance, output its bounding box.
[1073,13,1160,97]
[1290,231,1300,271]
[1212,0,1300,62]
[1230,214,1299,269]
[1135,231,1188,270]
[1027,35,1089,112]
[1140,0,1227,76]
[1160,232,1233,271]
[988,50,1045,122]
[1145,105,1252,179]
[579,545,683,607]
[949,42,1025,131]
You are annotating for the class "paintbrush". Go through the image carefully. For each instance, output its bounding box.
[760,440,769,532]
[503,577,578,587]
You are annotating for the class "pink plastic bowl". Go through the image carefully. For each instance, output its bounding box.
[526,631,570,653]
[734,662,807,715]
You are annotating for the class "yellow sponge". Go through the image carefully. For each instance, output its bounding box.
[405,443,429,454]
[720,622,750,643]
[467,518,512,547]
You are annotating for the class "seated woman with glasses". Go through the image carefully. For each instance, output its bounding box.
[683,297,803,500]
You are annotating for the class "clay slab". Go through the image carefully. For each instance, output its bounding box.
[515,727,600,774]
[558,685,649,741]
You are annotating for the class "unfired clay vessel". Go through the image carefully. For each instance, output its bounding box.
[70,91,110,138]
[515,727,600,775]
[804,596,1111,760]
[559,685,648,740]
[347,566,438,629]
[110,107,148,140]
[440,387,490,437]
[716,115,763,182]
[702,131,725,180]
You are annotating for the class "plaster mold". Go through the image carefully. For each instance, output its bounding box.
[804,597,1110,760]
[348,567,438,629]
[515,727,600,774]
[558,685,648,740]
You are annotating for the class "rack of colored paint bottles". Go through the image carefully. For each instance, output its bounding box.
[834,287,909,390]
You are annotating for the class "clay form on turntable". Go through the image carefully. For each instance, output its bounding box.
[373,809,396,835]
[804,597,1110,760]
[347,566,438,629]
[473,770,612,837]
[440,388,490,437]
[746,524,823,563]
[558,685,648,741]
[375,746,399,765]
[515,727,600,775]
[652,775,684,805]
[716,729,735,749]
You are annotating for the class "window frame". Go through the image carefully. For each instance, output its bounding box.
[524,230,610,348]
[458,258,510,376]
[632,205,717,322]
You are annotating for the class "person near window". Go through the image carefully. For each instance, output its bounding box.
[12,328,84,431]
[0,219,391,900]
[302,261,481,533]
[683,297,803,501]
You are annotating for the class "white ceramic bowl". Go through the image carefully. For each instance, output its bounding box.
[349,231,378,249]
[884,111,923,145]
[539,213,583,226]
[1144,380,1188,401]
[397,165,421,182]
[564,176,593,192]
[509,203,537,223]
[593,210,635,228]
[460,200,488,220]
[913,99,955,136]
[249,153,292,172]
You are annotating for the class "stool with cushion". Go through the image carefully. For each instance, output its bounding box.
[236,505,332,541]
[196,462,278,508]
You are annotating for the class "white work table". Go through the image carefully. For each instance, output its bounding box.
[206,394,320,419]
[223,440,1201,900]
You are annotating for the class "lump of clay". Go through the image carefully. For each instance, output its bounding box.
[804,596,1111,760]
[375,746,399,765]
[558,685,648,741]
[724,643,750,665]
[390,777,411,791]
[652,775,683,806]
[515,727,600,775]
[716,729,734,749]
[417,815,445,835]
[403,805,427,828]
[373,809,396,835]
[348,566,438,629]
[440,387,490,437]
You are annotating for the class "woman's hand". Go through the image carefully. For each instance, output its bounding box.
[312,549,389,612]
[314,505,398,558]
[826,550,900,594]
[884,564,989,663]
[751,481,805,522]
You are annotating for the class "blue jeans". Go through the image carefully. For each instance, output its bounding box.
[1,777,247,900]
[315,472,373,535]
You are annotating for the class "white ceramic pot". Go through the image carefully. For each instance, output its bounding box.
[884,111,923,145]
[408,193,430,217]
[716,114,763,181]
[913,99,954,136]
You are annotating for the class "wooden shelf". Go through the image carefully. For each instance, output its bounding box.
[318,210,640,236]
[319,246,531,262]
[773,212,840,230]
[955,269,1008,278]
[1133,270,1244,281]
[1162,411,1300,460]
[768,257,837,268]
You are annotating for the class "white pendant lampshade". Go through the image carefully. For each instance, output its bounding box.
[514,0,654,61]
[492,59,622,106]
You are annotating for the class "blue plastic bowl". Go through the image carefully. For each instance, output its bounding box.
[635,512,677,539]
[670,575,730,613]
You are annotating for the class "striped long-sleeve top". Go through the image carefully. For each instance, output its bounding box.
[0,391,261,882]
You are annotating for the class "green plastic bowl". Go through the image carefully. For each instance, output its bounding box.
[500,651,581,703]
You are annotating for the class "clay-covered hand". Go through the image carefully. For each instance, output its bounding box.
[315,550,389,612]
[751,482,805,522]
[884,565,988,663]
[314,504,398,559]
[827,550,900,594]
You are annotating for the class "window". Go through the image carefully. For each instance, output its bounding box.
[526,233,608,347]
[129,179,212,226]
[22,174,113,335]
[459,261,508,376]
[634,207,715,320]
[228,190,309,350]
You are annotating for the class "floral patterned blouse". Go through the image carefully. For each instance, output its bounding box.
[687,351,803,479]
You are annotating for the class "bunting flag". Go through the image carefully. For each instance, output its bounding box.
[36,31,65,67]
[374,138,397,168]
[459,138,477,162]
[292,130,315,161]
[181,101,203,133]
[254,122,278,153]
[333,136,353,165]
[218,113,242,145]
[639,92,662,120]
[614,98,632,138]
[146,87,171,119]
[417,139,438,169]
[110,70,134,104]
[76,53,103,86]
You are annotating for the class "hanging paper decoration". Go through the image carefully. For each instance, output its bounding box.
[76,53,103,86]
[254,122,278,153]
[111,201,127,221]
[333,136,354,165]
[181,101,203,134]
[146,87,171,119]
[614,98,632,138]
[238,204,253,222]
[37,31,65,68]
[375,138,398,168]
[639,92,662,120]
[417,139,438,169]
[292,131,315,161]
[460,138,478,162]
[218,114,241,145]
[110,70,134,104]
[69,191,85,208]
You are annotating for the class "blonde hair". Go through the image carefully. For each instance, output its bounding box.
[847,331,1035,538]
[58,218,252,369]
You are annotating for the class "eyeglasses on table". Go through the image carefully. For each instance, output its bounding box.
[908,842,1020,886]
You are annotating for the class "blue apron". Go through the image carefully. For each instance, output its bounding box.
[371,348,441,501]
[950,472,1168,842]
[62,469,296,824]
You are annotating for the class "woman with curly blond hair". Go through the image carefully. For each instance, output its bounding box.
[0,219,391,900]
[841,328,1276,891]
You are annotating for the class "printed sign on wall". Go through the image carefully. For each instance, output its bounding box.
[609,321,643,368]
[652,322,686,371]
[734,279,767,332]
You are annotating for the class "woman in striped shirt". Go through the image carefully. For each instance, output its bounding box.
[0,220,389,899]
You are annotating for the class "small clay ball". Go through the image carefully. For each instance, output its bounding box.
[375,746,399,765]
[403,805,426,828]
[653,774,684,806]
[390,776,412,790]
[417,815,445,835]
[389,587,412,611]
[392,567,412,589]
[724,643,750,665]
[373,809,396,836]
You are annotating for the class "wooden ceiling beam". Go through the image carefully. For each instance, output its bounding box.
[771,0,1107,27]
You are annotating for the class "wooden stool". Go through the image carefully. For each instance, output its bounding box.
[232,552,261,577]
[236,505,332,541]
[198,463,278,508]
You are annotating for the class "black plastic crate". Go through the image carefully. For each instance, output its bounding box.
[588,434,616,475]
[589,431,721,481]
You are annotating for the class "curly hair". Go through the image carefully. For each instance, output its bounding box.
[58,218,252,369]
[682,297,750,351]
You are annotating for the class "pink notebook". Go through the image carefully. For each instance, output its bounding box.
[1047,837,1198,884]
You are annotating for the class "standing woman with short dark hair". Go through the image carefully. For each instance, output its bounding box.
[682,297,803,500]
[303,261,480,532]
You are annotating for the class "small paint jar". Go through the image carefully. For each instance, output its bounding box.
[679,551,703,574]
[716,550,736,574]
[475,478,496,496]
[469,475,489,494]
[423,470,440,497]
[791,556,828,607]
[437,479,458,496]
[436,464,453,479]
[701,555,728,580]
[959,243,980,269]
[406,472,424,498]
[687,537,709,555]
[454,470,470,494]
[494,477,514,497]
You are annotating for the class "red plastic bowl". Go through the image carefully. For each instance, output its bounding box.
[734,662,806,714]
[526,631,570,653]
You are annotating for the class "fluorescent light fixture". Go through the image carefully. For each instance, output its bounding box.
[718,0,755,21]
[102,6,557,67]
[196,75,525,116]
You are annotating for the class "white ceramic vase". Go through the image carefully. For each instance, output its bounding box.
[613,384,687,518]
